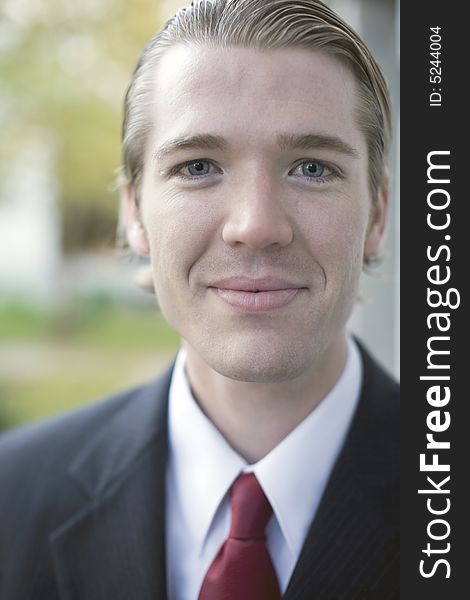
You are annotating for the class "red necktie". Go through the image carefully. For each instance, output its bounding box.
[198,472,282,600]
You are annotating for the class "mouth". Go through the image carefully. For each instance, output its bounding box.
[209,276,307,312]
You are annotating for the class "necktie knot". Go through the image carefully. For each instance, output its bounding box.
[198,471,281,599]
[229,473,272,540]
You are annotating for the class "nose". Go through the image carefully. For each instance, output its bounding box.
[222,173,294,250]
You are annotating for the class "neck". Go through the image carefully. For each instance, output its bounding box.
[183,334,349,463]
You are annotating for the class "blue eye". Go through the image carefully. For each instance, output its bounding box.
[300,161,325,178]
[186,160,211,176]
[167,159,221,182]
[289,159,338,184]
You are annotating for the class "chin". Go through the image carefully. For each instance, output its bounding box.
[204,341,315,384]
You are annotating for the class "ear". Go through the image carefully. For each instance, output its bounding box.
[121,185,150,257]
[364,171,389,261]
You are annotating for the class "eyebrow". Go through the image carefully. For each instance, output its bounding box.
[277,133,360,158]
[153,134,228,161]
[153,132,360,161]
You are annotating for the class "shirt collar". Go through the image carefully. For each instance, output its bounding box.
[252,336,362,556]
[167,349,245,554]
[167,336,362,558]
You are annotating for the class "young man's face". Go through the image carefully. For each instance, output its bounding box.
[128,45,387,383]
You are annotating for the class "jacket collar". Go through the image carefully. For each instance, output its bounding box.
[47,344,397,600]
[49,365,173,600]
[283,343,399,599]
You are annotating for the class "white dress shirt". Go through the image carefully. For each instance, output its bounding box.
[165,336,362,600]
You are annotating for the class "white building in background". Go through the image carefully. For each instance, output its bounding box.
[0,136,62,304]
[0,138,150,308]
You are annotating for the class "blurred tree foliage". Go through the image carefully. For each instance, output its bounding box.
[0,0,168,251]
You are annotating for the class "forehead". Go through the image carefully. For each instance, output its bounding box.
[148,44,365,155]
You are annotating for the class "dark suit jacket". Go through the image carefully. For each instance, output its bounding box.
[0,343,399,600]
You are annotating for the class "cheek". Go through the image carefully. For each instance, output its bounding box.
[141,190,220,289]
[299,200,369,271]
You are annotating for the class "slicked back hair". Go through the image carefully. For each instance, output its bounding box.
[121,0,391,205]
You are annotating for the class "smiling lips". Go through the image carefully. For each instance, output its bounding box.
[210,276,305,312]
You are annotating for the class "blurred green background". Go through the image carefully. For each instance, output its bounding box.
[0,0,184,431]
[0,299,180,429]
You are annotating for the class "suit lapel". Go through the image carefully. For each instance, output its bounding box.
[284,345,399,599]
[282,446,397,599]
[49,367,173,600]
[45,345,398,600]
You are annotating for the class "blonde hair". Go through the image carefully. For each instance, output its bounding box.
[122,0,391,204]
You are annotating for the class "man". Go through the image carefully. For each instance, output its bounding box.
[0,1,398,598]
